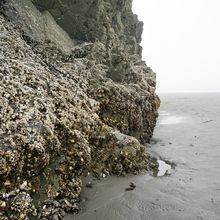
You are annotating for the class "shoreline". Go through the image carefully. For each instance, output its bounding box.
[65,93,220,220]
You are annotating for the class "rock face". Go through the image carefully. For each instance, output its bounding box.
[0,0,160,219]
[32,0,143,55]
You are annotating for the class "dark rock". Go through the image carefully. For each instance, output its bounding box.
[125,182,136,191]
[85,182,93,188]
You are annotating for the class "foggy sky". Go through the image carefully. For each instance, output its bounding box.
[133,0,220,92]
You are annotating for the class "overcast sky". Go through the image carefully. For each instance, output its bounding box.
[133,0,220,92]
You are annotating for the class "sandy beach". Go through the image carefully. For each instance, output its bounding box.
[64,93,220,220]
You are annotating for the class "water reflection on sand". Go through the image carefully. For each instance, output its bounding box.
[159,114,185,125]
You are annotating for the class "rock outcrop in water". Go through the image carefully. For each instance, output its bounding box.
[0,0,160,219]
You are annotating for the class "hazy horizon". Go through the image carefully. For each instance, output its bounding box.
[133,0,220,93]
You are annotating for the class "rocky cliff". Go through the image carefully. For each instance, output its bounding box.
[0,0,160,219]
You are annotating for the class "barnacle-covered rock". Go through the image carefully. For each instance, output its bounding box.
[0,0,160,219]
[9,192,37,219]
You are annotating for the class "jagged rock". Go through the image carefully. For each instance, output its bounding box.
[32,0,143,55]
[3,0,74,53]
[0,0,160,219]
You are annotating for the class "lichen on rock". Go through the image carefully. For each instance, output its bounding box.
[0,0,160,219]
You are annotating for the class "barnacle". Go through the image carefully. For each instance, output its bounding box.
[0,0,159,217]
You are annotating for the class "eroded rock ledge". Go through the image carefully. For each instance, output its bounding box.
[0,0,160,219]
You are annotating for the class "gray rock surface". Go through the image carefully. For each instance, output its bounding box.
[4,0,74,53]
[0,0,160,219]
[32,0,143,55]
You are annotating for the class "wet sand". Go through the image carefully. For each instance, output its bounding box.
[65,93,220,220]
